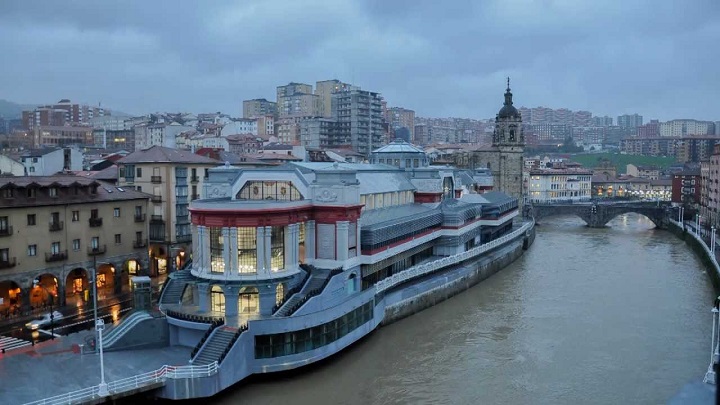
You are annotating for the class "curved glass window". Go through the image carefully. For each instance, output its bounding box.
[237,227,257,273]
[210,227,224,273]
[270,226,284,271]
[236,181,303,201]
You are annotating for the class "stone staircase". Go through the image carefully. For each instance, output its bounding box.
[160,279,188,305]
[274,268,334,317]
[192,327,236,365]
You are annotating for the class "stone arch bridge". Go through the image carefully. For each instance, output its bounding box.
[529,201,671,229]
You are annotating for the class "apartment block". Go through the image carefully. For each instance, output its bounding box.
[388,107,416,142]
[659,119,715,137]
[331,87,384,156]
[315,80,350,118]
[299,117,337,149]
[22,99,108,130]
[0,176,149,314]
[117,146,220,276]
[243,98,277,119]
[617,114,643,128]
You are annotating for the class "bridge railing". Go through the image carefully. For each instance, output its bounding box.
[375,220,534,295]
[24,362,219,405]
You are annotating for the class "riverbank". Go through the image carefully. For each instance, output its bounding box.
[668,219,720,290]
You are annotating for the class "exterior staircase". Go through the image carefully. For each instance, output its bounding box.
[160,270,193,305]
[274,267,337,317]
[192,327,236,365]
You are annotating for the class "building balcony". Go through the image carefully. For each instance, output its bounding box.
[0,226,12,237]
[133,239,148,248]
[87,245,106,256]
[45,250,68,262]
[134,213,146,222]
[0,257,16,269]
[149,233,166,243]
[151,176,162,184]
[89,217,103,227]
[190,175,200,183]
[150,215,164,222]
[176,234,192,243]
[151,195,163,203]
[49,221,64,232]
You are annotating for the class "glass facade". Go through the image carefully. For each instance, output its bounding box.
[254,301,374,359]
[210,227,224,273]
[270,226,284,271]
[237,227,257,273]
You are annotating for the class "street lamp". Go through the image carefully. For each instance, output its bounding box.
[32,279,56,340]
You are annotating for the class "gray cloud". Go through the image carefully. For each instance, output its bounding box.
[0,0,718,121]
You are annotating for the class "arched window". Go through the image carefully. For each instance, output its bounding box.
[211,286,225,313]
[236,181,303,201]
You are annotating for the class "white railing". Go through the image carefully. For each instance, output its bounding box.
[23,362,219,405]
[375,220,534,294]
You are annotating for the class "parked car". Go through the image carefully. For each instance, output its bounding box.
[25,311,63,330]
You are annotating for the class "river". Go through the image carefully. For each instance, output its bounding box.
[214,214,715,405]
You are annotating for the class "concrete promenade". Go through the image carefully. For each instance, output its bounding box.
[0,325,188,403]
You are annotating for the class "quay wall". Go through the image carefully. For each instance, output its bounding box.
[668,219,720,289]
[157,221,535,400]
[382,235,528,325]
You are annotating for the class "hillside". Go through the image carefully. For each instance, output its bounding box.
[568,153,677,174]
[0,99,36,118]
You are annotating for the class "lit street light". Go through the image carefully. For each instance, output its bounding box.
[32,278,56,340]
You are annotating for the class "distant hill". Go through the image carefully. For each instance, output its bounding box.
[0,99,36,119]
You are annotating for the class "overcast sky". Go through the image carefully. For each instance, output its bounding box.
[1,0,718,121]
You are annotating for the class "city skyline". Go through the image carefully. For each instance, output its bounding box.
[0,0,718,121]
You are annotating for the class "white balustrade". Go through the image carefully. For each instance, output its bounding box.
[24,362,219,405]
[375,220,534,294]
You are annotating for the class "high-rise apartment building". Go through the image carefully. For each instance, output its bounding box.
[331,87,384,157]
[243,99,277,119]
[299,118,337,149]
[617,114,643,128]
[592,116,614,126]
[388,107,416,142]
[315,80,350,118]
[276,83,320,119]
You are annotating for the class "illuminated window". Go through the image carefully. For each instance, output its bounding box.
[210,227,224,273]
[275,284,284,306]
[270,226,284,271]
[237,227,257,273]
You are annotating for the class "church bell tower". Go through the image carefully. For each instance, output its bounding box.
[492,78,525,206]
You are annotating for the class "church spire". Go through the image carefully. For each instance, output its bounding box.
[504,77,513,107]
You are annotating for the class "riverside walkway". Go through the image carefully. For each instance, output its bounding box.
[0,329,191,404]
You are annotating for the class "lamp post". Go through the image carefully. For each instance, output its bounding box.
[697,214,701,236]
[96,318,108,396]
[33,279,56,340]
[712,226,717,255]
